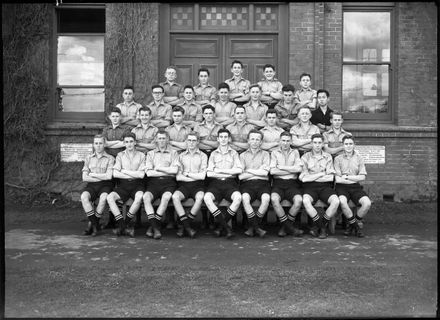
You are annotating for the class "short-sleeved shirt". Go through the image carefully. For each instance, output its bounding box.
[82,151,115,177]
[311,106,334,127]
[243,101,268,121]
[274,101,297,120]
[101,124,131,157]
[300,151,335,176]
[224,77,251,95]
[131,123,158,144]
[147,100,172,121]
[207,146,243,178]
[193,121,223,142]
[177,148,208,174]
[194,83,217,105]
[240,148,271,181]
[145,147,179,177]
[159,81,183,98]
[113,149,146,172]
[257,78,283,104]
[115,101,142,123]
[334,151,367,177]
[177,100,203,122]
[261,125,284,144]
[323,127,352,151]
[214,101,236,119]
[165,123,192,143]
[293,87,317,110]
[270,147,302,180]
[290,122,321,151]
[226,121,255,143]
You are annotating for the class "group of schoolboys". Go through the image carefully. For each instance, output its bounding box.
[81,60,372,241]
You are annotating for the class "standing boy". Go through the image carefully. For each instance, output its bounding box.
[293,73,317,111]
[160,66,183,106]
[176,85,203,128]
[194,68,217,107]
[81,135,115,236]
[311,89,334,133]
[260,109,285,152]
[224,60,250,106]
[275,84,299,130]
[334,135,371,237]
[290,106,321,155]
[193,104,222,154]
[243,84,268,129]
[258,64,283,108]
[165,106,192,152]
[131,106,158,153]
[239,130,271,238]
[214,82,236,126]
[323,112,352,157]
[226,105,255,153]
[116,85,143,128]
[102,107,131,158]
[147,84,172,129]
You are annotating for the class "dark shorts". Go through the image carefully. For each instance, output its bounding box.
[240,179,271,201]
[145,177,177,200]
[335,183,368,206]
[206,178,239,202]
[175,181,205,199]
[271,179,302,201]
[82,181,114,202]
[302,181,337,204]
[113,179,144,203]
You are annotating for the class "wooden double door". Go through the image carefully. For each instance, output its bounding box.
[169,33,281,88]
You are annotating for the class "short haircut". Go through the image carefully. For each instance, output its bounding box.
[109,107,122,115]
[311,133,323,141]
[342,135,354,143]
[151,84,164,92]
[187,131,200,140]
[230,60,243,68]
[156,129,169,139]
[183,85,194,92]
[282,84,295,93]
[249,84,261,91]
[218,82,230,91]
[317,89,330,98]
[247,129,263,140]
[123,85,134,92]
[266,109,277,117]
[298,106,311,114]
[280,131,292,139]
[330,111,343,119]
[299,73,312,80]
[93,134,106,142]
[172,106,185,115]
[263,64,275,71]
[123,132,136,141]
[217,128,231,137]
[202,104,215,113]
[138,106,152,115]
[234,105,246,113]
[165,66,177,72]
[198,68,210,76]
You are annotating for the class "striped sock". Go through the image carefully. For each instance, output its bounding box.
[279,215,288,223]
[287,214,296,223]
[347,216,356,225]
[312,214,320,227]
[255,210,263,219]
[86,209,95,217]
[211,209,222,218]
[355,214,363,222]
[95,211,102,219]
[187,211,196,220]
[127,210,135,219]
[247,211,256,218]
[114,214,123,221]
[225,207,236,223]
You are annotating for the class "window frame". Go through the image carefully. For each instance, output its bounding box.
[51,4,106,122]
[342,4,395,122]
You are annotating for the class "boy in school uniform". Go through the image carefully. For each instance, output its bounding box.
[293,73,317,111]
[160,66,184,106]
[334,135,372,237]
[239,130,272,238]
[143,130,179,240]
[131,106,158,154]
[102,107,131,158]
[213,82,236,127]
[258,64,283,109]
[323,111,352,157]
[165,106,192,152]
[275,84,299,130]
[193,104,222,154]
[203,129,243,239]
[311,89,334,133]
[147,85,173,129]
[260,109,285,153]
[106,132,146,238]
[176,85,203,129]
[299,134,340,239]
[81,134,115,236]
[225,105,255,153]
[270,131,304,237]
[224,60,251,106]
[194,68,217,108]
[290,106,321,156]
[116,85,143,128]
[243,84,268,129]
[171,131,208,238]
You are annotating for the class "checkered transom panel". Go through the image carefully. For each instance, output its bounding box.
[255,5,278,30]
[200,5,248,30]
[171,5,194,30]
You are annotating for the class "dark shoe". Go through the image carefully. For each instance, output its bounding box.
[185,227,197,239]
[354,224,364,238]
[255,227,267,238]
[153,228,162,240]
[125,227,135,238]
[113,219,125,237]
[292,227,304,237]
[244,227,255,237]
[176,225,184,238]
[225,226,235,239]
[166,221,175,230]
[91,222,99,237]
[103,218,116,229]
[146,226,153,238]
[318,227,328,239]
[309,226,319,237]
[277,225,287,237]
[83,221,93,235]
[213,226,223,237]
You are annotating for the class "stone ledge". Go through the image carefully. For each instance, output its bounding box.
[45,122,106,136]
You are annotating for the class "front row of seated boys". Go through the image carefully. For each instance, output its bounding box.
[81,126,371,240]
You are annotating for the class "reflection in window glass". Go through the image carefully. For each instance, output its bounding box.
[343,65,389,114]
[343,12,390,62]
[60,88,105,112]
[57,36,104,86]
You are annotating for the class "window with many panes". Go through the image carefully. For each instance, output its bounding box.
[54,5,105,121]
[342,4,394,121]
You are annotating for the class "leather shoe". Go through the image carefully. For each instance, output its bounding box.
[125,227,135,238]
[176,225,184,238]
[292,227,304,237]
[213,227,223,237]
[153,228,162,240]
[255,227,267,238]
[225,226,234,239]
[277,225,287,237]
[309,226,319,237]
[244,227,254,237]
[185,227,197,239]
[318,227,328,239]
[145,226,153,238]
[83,221,93,235]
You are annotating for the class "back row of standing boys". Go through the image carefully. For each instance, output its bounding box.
[81,60,372,240]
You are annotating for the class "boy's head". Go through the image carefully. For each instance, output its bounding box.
[202,104,215,122]
[183,85,195,101]
[155,129,170,148]
[122,85,134,103]
[262,64,276,80]
[297,106,312,122]
[247,129,263,148]
[230,60,244,77]
[186,131,200,150]
[122,132,137,150]
[217,82,230,101]
[311,133,324,152]
[198,68,210,85]
[265,109,278,126]
[233,105,246,122]
[249,84,261,101]
[172,106,185,124]
[151,85,164,100]
[93,134,106,153]
[299,73,312,89]
[316,89,330,107]
[330,111,343,129]
[108,107,122,125]
[164,66,177,82]
[217,128,231,146]
[279,131,292,149]
[138,106,152,123]
[282,84,295,103]
[342,135,355,153]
